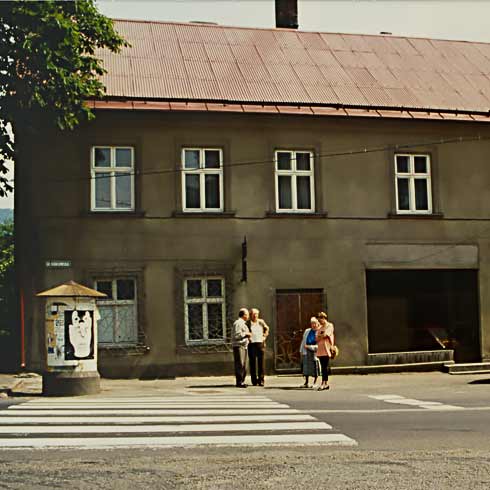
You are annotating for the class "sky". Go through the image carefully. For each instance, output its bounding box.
[2,0,490,209]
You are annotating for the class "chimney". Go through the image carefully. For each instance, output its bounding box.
[275,0,298,29]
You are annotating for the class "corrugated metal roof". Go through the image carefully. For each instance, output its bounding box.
[87,98,490,122]
[98,20,490,116]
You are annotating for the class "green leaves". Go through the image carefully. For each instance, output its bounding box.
[0,0,128,195]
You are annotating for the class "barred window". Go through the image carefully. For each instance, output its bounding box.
[95,278,138,346]
[184,277,226,344]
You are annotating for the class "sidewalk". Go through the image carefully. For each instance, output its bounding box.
[0,372,42,397]
[2,370,487,398]
[0,373,307,397]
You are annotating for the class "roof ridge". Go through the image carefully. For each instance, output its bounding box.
[111,17,490,46]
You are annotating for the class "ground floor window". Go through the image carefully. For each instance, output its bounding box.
[95,278,138,346]
[184,277,226,344]
[366,269,480,362]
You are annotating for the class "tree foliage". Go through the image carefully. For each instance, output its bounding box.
[0,0,128,196]
[0,219,14,336]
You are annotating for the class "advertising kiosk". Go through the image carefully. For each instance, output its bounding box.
[37,281,106,396]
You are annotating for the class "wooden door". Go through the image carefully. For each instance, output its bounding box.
[274,289,325,371]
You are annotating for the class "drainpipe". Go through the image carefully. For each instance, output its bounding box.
[20,288,25,369]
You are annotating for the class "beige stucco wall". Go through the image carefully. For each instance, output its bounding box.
[18,110,490,376]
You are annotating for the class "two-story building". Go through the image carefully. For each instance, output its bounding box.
[17,16,490,377]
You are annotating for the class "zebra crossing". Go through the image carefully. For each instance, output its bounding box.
[0,394,357,449]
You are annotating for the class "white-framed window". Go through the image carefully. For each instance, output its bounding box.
[95,278,138,346]
[395,154,432,214]
[91,146,134,211]
[275,150,315,213]
[184,277,226,344]
[182,148,223,212]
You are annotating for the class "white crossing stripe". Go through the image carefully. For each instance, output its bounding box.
[369,394,464,410]
[0,414,316,425]
[0,433,357,449]
[10,403,289,409]
[1,409,299,416]
[26,397,272,403]
[0,395,357,449]
[0,421,332,434]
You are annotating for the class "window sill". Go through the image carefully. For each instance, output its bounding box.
[177,343,232,354]
[172,211,236,218]
[387,212,444,219]
[265,211,328,219]
[84,210,146,218]
[98,344,150,356]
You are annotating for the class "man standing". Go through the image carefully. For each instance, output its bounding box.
[247,308,269,387]
[232,308,251,388]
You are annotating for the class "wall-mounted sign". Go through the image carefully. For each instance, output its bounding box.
[46,260,72,268]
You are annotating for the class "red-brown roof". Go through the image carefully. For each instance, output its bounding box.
[97,19,490,117]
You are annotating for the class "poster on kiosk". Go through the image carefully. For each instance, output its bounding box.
[47,301,97,367]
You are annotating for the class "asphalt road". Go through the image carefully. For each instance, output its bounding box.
[0,372,489,489]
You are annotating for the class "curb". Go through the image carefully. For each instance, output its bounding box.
[0,379,23,397]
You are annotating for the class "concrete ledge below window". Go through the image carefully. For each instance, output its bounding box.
[177,344,233,354]
[368,349,454,365]
[172,211,236,218]
[387,212,444,219]
[265,211,328,219]
[83,211,146,218]
[98,345,150,356]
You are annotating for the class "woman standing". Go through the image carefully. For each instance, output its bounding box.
[299,317,320,388]
[316,311,335,391]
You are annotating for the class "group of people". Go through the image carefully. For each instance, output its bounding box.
[232,307,336,391]
[299,312,335,390]
[232,308,269,388]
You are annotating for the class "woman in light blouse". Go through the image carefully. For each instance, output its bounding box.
[315,311,335,391]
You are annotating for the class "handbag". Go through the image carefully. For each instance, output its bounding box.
[330,345,339,360]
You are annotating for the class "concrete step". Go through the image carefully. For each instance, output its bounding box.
[334,360,453,375]
[368,349,454,366]
[444,362,490,375]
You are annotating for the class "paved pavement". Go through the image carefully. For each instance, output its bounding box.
[1,372,490,488]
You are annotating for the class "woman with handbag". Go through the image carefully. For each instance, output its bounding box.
[299,317,320,388]
[316,311,335,391]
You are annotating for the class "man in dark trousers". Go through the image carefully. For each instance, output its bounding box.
[247,308,269,386]
[232,308,251,388]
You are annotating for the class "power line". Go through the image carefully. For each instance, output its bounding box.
[10,132,488,185]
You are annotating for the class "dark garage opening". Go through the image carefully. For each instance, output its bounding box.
[366,269,480,363]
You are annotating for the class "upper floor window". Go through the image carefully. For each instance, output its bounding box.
[95,278,138,346]
[275,150,315,213]
[182,148,223,212]
[395,154,432,214]
[91,147,134,211]
[184,277,226,344]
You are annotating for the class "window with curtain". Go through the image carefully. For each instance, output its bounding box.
[184,277,226,344]
[95,278,138,346]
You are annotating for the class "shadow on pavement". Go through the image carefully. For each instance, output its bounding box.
[468,379,490,385]
[186,385,235,389]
